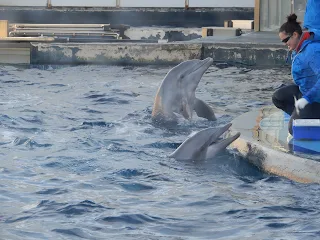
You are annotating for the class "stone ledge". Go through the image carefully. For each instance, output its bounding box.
[30,41,288,66]
[227,107,320,184]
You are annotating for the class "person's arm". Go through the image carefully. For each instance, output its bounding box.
[304,47,320,103]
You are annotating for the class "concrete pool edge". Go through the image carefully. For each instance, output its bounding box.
[227,107,320,184]
[29,40,287,66]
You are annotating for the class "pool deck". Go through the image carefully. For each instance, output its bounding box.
[227,106,320,184]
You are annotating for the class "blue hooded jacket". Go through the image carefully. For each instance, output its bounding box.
[291,33,320,103]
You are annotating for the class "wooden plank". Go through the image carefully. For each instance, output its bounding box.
[254,0,260,32]
[0,20,8,37]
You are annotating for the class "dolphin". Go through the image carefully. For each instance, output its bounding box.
[151,57,217,125]
[169,123,240,161]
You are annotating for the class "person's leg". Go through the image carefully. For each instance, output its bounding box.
[272,84,301,115]
[288,101,320,135]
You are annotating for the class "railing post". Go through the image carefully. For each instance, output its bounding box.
[254,0,260,31]
[0,20,8,38]
[47,0,52,9]
[185,0,189,9]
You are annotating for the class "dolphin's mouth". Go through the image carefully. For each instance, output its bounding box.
[210,123,233,142]
[185,58,213,76]
[195,58,213,71]
[168,123,240,161]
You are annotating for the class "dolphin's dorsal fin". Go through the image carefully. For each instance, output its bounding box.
[194,98,216,121]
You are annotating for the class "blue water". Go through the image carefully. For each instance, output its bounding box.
[1,64,320,239]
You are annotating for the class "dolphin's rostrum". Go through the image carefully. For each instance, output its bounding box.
[169,123,240,161]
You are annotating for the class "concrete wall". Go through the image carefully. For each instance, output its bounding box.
[30,41,287,67]
[0,0,255,7]
[30,42,204,65]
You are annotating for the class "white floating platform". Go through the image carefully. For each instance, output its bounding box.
[227,106,320,184]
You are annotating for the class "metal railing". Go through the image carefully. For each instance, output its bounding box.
[7,23,131,42]
[0,0,254,8]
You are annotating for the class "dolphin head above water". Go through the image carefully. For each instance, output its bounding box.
[169,123,240,161]
[151,57,216,125]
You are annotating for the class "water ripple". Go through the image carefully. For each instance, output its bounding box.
[99,213,162,225]
[35,188,68,195]
[52,228,97,239]
[120,182,155,192]
[93,97,130,105]
[82,121,114,127]
[58,200,111,216]
[12,137,52,148]
[5,200,110,224]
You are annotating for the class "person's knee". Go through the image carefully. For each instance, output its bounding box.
[272,91,281,107]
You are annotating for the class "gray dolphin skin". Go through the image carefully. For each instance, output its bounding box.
[151,57,217,125]
[169,123,241,161]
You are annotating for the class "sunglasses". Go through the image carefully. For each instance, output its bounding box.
[282,35,292,43]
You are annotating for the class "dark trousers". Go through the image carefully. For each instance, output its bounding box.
[272,84,320,135]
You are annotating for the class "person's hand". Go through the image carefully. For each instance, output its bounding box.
[294,97,308,115]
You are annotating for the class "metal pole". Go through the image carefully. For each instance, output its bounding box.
[12,24,109,28]
[116,0,120,8]
[185,0,189,9]
[47,0,52,8]
[254,0,260,31]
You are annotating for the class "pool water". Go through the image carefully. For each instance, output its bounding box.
[1,64,319,239]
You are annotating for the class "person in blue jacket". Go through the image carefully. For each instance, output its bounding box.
[272,13,320,137]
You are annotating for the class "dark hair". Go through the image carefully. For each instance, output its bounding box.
[279,13,302,35]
